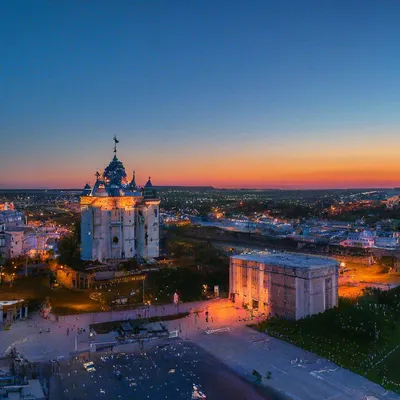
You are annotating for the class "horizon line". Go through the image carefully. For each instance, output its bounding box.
[0,186,397,191]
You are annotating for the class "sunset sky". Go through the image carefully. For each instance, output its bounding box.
[1,1,400,189]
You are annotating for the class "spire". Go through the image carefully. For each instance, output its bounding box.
[82,182,92,196]
[113,135,119,155]
[143,176,157,199]
[129,170,137,190]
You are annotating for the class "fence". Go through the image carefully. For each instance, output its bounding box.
[55,299,217,327]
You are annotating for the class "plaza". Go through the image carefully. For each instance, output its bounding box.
[60,341,275,400]
[1,299,399,400]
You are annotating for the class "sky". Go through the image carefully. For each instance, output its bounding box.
[1,0,400,189]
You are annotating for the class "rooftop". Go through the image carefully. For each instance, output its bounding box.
[232,252,338,270]
[0,300,24,306]
[4,227,26,232]
[81,139,156,199]
[2,380,45,400]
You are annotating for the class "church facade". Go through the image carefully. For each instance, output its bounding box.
[80,138,160,262]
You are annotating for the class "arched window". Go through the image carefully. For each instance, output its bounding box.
[113,236,119,244]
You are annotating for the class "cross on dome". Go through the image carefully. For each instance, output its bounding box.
[113,135,119,154]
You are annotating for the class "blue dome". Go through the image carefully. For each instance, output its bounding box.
[103,155,127,186]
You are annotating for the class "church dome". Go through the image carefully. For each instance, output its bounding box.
[103,155,127,186]
[81,138,153,198]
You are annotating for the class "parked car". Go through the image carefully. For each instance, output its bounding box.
[83,362,96,373]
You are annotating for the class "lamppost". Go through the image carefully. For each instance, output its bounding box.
[174,292,179,314]
[142,277,145,304]
[0,258,3,284]
[10,273,15,287]
[21,235,32,277]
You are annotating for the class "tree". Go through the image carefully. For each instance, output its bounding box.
[120,258,138,271]
[57,221,83,268]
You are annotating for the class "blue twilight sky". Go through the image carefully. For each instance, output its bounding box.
[1,0,400,189]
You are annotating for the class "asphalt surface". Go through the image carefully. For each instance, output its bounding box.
[59,341,285,400]
[3,299,400,399]
[190,326,399,400]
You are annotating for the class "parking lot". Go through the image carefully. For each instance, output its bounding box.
[59,341,284,400]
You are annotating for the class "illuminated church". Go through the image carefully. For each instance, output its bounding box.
[80,137,160,262]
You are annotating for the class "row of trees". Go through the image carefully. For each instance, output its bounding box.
[167,238,228,268]
[145,264,229,304]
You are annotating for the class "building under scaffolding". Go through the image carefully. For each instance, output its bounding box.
[229,252,339,320]
[0,348,46,399]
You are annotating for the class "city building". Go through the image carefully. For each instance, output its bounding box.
[0,202,15,211]
[0,228,24,259]
[0,209,25,229]
[0,379,45,400]
[374,234,398,248]
[0,223,66,261]
[53,265,94,289]
[80,138,160,262]
[0,229,6,260]
[386,195,400,208]
[229,252,339,320]
[340,231,375,248]
[0,300,28,324]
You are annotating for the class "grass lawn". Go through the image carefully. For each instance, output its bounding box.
[253,288,400,393]
[93,279,144,306]
[0,275,104,315]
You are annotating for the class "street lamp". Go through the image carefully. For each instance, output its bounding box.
[10,273,15,287]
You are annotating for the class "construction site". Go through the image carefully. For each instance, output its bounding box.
[0,347,50,400]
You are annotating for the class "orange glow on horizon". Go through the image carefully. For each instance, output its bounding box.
[4,166,400,190]
[3,130,400,189]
